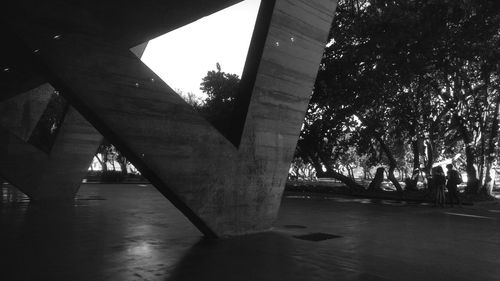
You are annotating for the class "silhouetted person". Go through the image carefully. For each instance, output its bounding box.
[432,166,446,207]
[446,164,462,207]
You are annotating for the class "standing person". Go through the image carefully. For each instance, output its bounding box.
[446,164,462,207]
[432,166,446,207]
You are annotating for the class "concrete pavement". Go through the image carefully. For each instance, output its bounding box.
[1,183,499,281]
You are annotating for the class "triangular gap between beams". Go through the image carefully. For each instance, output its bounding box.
[0,83,71,154]
[130,0,276,147]
[0,84,53,142]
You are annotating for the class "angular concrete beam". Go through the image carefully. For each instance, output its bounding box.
[0,85,102,202]
[4,0,337,236]
[0,84,52,141]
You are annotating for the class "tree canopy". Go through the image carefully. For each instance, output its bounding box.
[198,63,241,140]
[296,0,500,195]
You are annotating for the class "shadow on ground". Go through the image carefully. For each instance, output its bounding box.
[166,232,295,281]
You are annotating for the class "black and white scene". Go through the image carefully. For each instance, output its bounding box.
[1,0,500,280]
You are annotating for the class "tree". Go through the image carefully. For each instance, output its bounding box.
[296,0,500,195]
[199,63,241,140]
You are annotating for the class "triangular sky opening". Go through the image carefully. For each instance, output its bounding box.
[132,0,275,146]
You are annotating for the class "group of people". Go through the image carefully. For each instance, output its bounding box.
[431,164,462,207]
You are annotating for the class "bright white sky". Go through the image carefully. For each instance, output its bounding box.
[141,0,261,99]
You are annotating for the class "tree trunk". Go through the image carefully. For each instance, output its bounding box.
[425,140,434,174]
[387,165,402,192]
[363,168,372,180]
[375,135,403,192]
[95,153,107,172]
[464,144,479,193]
[368,167,385,191]
[478,122,486,185]
[318,168,365,191]
[117,156,128,176]
[483,168,495,197]
[309,154,365,191]
[355,115,403,192]
[347,165,354,179]
[482,92,500,196]
[406,140,420,191]
[457,117,480,193]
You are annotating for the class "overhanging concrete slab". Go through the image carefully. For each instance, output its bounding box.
[1,0,337,236]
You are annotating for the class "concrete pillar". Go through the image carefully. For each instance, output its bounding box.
[3,0,337,235]
[0,84,52,141]
[0,84,102,202]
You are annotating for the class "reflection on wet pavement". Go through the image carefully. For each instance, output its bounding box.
[284,195,433,207]
[1,183,500,281]
[1,183,30,204]
[1,183,200,281]
[444,212,496,219]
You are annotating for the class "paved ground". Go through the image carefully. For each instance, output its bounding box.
[1,183,500,281]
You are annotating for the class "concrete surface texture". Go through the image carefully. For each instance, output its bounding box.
[0,84,53,141]
[2,183,500,281]
[1,0,338,236]
[0,103,102,201]
[0,40,148,202]
[0,84,101,201]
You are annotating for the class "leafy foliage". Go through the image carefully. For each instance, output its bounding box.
[199,63,241,137]
[296,0,500,194]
